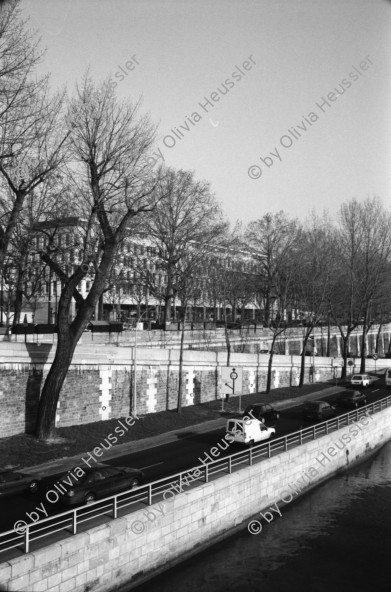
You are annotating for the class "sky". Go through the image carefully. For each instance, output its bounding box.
[21,0,391,225]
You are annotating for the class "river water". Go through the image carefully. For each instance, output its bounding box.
[133,441,391,592]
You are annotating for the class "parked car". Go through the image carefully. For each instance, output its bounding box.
[243,403,280,423]
[226,418,275,446]
[0,470,39,498]
[350,374,376,388]
[338,390,367,408]
[302,401,336,421]
[48,464,144,506]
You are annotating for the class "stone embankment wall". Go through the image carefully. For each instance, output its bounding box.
[2,398,390,591]
[1,342,343,437]
[1,336,390,437]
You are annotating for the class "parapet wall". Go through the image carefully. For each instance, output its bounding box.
[5,323,391,356]
[2,400,390,591]
[0,343,344,437]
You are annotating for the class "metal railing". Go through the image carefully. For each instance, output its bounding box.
[1,393,390,557]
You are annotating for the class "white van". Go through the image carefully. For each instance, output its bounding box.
[226,418,276,446]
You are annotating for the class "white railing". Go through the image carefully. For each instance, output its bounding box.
[0,394,390,557]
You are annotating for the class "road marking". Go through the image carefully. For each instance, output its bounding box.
[372,389,379,392]
[139,462,164,470]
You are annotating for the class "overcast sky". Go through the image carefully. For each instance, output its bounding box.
[21,0,391,225]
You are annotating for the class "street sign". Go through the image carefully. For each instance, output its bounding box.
[372,354,378,361]
[221,367,243,413]
[221,367,243,394]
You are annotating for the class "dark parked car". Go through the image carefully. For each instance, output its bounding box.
[0,470,39,498]
[302,400,336,421]
[338,390,367,408]
[49,464,144,506]
[243,403,280,423]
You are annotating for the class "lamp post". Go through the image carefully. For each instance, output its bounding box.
[133,309,149,418]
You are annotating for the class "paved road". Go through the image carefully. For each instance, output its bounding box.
[0,381,388,535]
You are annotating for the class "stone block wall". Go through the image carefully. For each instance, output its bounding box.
[1,342,388,437]
[2,401,391,591]
[0,366,43,436]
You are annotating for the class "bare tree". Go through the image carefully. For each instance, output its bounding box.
[142,168,227,327]
[0,1,43,129]
[35,76,165,439]
[5,185,51,326]
[0,2,67,271]
[174,259,203,412]
[351,198,391,371]
[246,211,300,327]
[246,212,301,391]
[293,215,333,387]
[330,197,391,376]
[140,168,226,410]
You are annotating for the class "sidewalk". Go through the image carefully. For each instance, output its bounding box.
[23,383,344,478]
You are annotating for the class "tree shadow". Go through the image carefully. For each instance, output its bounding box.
[24,368,43,433]
[24,343,52,433]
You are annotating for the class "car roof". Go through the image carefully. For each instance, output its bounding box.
[245,403,269,410]
[304,400,328,408]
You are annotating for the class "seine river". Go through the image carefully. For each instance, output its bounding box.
[133,441,391,592]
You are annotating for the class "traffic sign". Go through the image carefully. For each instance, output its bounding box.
[347,360,354,366]
[221,367,243,394]
[221,366,243,413]
[372,354,378,361]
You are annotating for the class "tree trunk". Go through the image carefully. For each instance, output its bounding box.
[35,328,80,439]
[326,315,331,357]
[299,349,306,387]
[12,288,23,326]
[177,319,185,413]
[341,332,349,379]
[266,342,275,393]
[375,323,382,354]
[264,291,271,327]
[98,294,104,320]
[12,264,25,326]
[0,190,26,274]
[36,241,117,439]
[360,318,368,373]
[358,305,371,373]
[223,305,231,366]
[299,329,313,387]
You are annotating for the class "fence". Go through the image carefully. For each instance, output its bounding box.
[1,394,391,557]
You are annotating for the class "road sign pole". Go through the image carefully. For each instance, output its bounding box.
[220,368,224,412]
